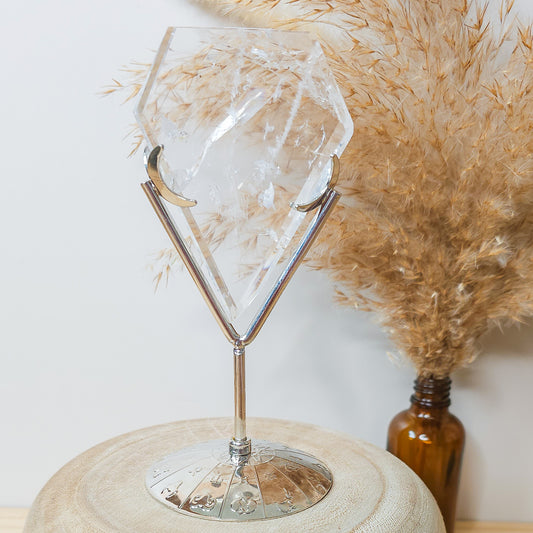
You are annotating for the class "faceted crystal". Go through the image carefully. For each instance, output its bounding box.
[136,27,353,334]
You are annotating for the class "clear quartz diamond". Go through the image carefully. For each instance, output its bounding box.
[136,27,353,334]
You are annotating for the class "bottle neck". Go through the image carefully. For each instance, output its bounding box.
[410,375,452,410]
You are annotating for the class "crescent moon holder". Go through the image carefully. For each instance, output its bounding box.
[141,145,340,521]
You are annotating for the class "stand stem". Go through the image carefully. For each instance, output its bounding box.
[233,343,246,441]
[229,342,251,463]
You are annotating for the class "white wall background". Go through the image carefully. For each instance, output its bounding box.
[1,0,532,523]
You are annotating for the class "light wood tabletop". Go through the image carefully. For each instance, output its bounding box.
[2,509,532,533]
[0,510,27,533]
[456,524,533,533]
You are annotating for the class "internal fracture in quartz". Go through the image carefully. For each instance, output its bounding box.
[135,27,353,333]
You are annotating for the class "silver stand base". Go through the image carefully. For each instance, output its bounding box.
[146,439,333,521]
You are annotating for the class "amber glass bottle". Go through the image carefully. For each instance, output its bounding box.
[387,376,465,533]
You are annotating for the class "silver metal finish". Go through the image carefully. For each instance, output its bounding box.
[141,180,240,344]
[141,145,341,346]
[292,154,340,213]
[141,144,341,521]
[228,438,251,465]
[232,343,247,445]
[145,145,198,207]
[241,187,340,346]
[146,439,333,521]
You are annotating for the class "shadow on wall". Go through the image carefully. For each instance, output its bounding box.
[455,433,486,520]
[480,320,533,358]
[454,320,533,521]
[456,320,533,390]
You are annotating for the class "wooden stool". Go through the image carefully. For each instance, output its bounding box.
[24,418,445,532]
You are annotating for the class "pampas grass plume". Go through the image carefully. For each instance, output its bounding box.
[109,0,533,377]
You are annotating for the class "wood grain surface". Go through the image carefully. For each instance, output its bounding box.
[22,418,445,532]
[4,509,532,532]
